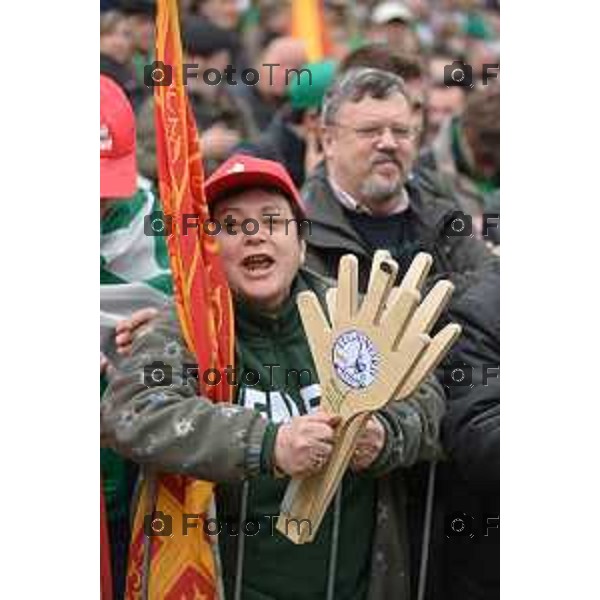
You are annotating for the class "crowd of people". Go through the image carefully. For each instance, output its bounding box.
[100,1,500,599]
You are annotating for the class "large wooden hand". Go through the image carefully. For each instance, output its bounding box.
[277,252,461,543]
[299,251,459,418]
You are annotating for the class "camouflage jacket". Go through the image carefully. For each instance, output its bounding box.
[101,268,446,600]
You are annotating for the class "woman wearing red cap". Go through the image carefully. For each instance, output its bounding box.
[102,155,445,600]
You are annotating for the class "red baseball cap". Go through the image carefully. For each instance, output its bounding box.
[204,154,306,218]
[100,75,137,198]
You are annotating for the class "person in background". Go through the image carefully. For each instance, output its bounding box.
[428,51,459,85]
[322,0,359,60]
[100,9,145,111]
[195,0,241,30]
[462,10,500,85]
[423,52,467,146]
[368,1,420,54]
[439,268,500,600]
[192,0,249,73]
[335,46,443,205]
[238,35,308,130]
[136,16,259,180]
[297,65,499,600]
[101,9,135,66]
[411,266,500,600]
[100,75,172,352]
[235,60,336,188]
[118,0,156,107]
[258,0,292,41]
[301,67,496,292]
[425,85,466,147]
[417,82,500,243]
[243,0,293,60]
[337,44,428,147]
[335,25,494,248]
[100,74,172,599]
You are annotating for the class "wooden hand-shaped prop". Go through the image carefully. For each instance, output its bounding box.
[276,251,461,543]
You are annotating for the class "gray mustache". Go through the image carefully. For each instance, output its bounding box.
[371,155,401,167]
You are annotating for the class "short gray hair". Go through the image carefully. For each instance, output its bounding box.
[321,67,410,126]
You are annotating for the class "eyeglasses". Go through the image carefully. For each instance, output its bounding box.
[333,122,421,143]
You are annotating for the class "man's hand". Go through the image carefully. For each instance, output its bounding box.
[350,415,387,471]
[115,307,160,356]
[274,412,341,477]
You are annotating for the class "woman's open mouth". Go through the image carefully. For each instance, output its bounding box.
[241,253,276,275]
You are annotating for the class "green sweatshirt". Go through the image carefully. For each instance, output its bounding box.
[222,276,375,600]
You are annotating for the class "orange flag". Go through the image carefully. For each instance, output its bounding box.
[125,0,234,598]
[291,0,332,62]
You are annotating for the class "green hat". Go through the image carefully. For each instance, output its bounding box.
[464,13,493,41]
[287,60,337,111]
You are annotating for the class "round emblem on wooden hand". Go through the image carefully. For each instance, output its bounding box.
[332,330,379,389]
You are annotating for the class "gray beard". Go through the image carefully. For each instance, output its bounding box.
[359,176,404,205]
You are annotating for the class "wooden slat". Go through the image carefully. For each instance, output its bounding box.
[326,288,337,328]
[303,413,370,541]
[357,251,398,326]
[335,254,359,328]
[379,288,420,349]
[297,290,333,386]
[398,252,433,293]
[276,412,369,543]
[398,323,462,399]
[400,280,454,343]
[276,252,462,545]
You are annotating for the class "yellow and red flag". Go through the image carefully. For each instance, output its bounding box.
[291,0,332,62]
[125,0,234,598]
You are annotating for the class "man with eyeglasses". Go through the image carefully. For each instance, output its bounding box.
[301,67,497,292]
[301,67,499,597]
[337,45,428,148]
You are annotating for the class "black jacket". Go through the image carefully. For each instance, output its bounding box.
[443,268,499,490]
[301,163,498,293]
[100,53,147,113]
[405,267,499,600]
[301,163,500,599]
[438,267,500,600]
[237,85,280,131]
[234,112,307,188]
